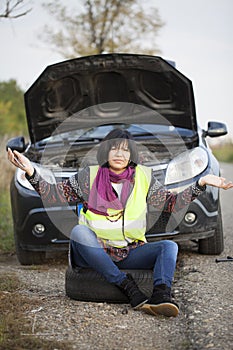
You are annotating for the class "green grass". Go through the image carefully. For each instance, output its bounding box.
[0,135,15,255]
[211,143,233,163]
[0,190,14,254]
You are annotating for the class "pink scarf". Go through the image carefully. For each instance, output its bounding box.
[88,166,135,216]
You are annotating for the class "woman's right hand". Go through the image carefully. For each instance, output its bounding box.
[7,148,34,177]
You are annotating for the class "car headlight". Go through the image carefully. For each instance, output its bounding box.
[165,147,208,185]
[16,168,35,190]
[16,163,58,190]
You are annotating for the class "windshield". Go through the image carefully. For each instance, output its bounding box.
[38,124,195,146]
[34,103,198,170]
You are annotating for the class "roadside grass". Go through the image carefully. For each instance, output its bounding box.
[0,191,14,255]
[0,135,15,255]
[0,273,73,350]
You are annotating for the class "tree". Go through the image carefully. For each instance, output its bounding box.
[41,0,164,58]
[0,0,31,19]
[0,80,27,135]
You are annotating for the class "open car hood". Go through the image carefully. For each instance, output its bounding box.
[24,54,197,144]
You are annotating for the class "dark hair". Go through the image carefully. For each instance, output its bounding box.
[97,128,139,167]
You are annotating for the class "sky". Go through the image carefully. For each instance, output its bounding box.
[1,0,233,139]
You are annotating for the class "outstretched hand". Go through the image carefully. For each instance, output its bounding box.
[199,174,233,190]
[7,148,34,176]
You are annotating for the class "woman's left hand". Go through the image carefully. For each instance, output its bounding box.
[199,174,233,190]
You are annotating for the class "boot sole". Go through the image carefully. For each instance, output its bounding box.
[133,299,148,310]
[141,302,179,317]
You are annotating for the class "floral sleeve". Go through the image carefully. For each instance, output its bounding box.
[147,176,206,213]
[25,167,90,205]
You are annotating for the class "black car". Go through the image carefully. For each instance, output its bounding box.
[7,53,227,265]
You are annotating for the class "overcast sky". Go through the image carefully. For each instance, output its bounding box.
[1,0,233,138]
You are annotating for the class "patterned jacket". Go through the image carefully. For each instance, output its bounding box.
[26,166,206,213]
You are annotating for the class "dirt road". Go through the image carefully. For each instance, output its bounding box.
[1,163,233,350]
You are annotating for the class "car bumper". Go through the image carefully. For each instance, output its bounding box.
[146,192,218,242]
[10,179,77,251]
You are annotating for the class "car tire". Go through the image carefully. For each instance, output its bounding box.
[14,234,46,265]
[65,266,153,303]
[198,203,224,255]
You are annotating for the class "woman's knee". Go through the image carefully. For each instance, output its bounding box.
[70,225,99,247]
[70,224,86,241]
[163,240,178,255]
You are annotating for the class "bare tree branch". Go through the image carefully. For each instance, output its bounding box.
[86,0,97,45]
[0,0,32,19]
[41,0,164,57]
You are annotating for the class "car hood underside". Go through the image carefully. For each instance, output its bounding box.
[24,53,197,143]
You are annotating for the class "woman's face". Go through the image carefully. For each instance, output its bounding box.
[108,140,130,174]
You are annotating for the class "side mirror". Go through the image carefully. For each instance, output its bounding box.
[205,121,228,138]
[6,136,26,152]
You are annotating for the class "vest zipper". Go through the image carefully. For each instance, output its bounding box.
[122,209,126,240]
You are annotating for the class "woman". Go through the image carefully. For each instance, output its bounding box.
[8,128,233,317]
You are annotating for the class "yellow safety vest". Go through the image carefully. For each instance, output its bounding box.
[79,165,151,247]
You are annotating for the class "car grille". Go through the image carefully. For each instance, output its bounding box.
[146,211,175,235]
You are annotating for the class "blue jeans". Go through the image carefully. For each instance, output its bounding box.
[70,225,178,288]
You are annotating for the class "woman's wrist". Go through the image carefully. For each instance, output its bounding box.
[26,167,35,178]
[198,177,205,187]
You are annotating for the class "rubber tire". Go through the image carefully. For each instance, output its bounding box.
[198,203,224,255]
[65,266,153,303]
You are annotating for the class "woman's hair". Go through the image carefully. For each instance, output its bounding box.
[97,128,139,167]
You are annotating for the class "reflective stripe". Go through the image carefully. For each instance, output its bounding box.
[105,241,129,247]
[80,216,146,231]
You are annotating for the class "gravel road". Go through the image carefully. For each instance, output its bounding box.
[1,163,233,350]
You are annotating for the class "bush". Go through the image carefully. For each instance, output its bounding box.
[0,80,28,136]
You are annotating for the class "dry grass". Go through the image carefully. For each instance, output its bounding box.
[0,136,15,254]
[0,272,73,350]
